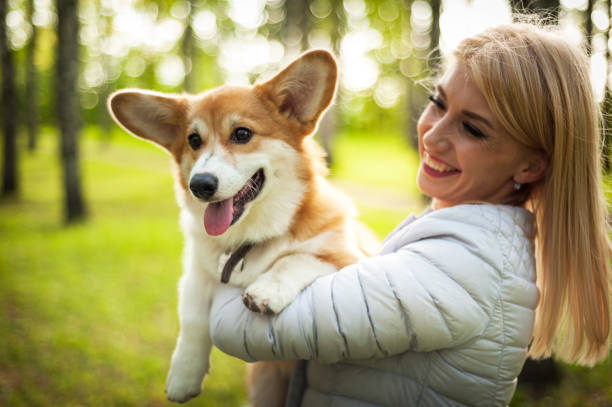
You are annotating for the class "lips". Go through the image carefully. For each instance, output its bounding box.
[203,169,265,236]
[422,153,460,178]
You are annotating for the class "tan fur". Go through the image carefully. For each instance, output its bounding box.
[108,50,378,406]
[289,177,364,268]
[246,361,295,407]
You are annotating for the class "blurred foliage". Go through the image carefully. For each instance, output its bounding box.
[3,0,612,405]
[6,0,608,137]
[4,0,440,140]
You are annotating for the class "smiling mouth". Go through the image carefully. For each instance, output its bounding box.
[423,153,460,177]
[203,169,265,236]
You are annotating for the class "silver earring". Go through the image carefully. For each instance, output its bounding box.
[513,183,521,191]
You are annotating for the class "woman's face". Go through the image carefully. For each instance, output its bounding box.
[417,62,542,209]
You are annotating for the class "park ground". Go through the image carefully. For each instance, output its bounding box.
[1,128,611,406]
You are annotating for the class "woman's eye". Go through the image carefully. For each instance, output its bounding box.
[428,94,445,110]
[188,133,202,150]
[231,127,253,144]
[462,122,487,139]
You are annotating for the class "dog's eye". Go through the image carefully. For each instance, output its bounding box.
[231,127,253,144]
[188,133,202,150]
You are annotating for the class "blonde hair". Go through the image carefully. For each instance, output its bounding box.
[453,22,611,366]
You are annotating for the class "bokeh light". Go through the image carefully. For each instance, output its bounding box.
[5,0,610,109]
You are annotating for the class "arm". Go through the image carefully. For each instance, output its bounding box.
[210,238,495,364]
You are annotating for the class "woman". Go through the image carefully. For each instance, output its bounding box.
[210,22,611,406]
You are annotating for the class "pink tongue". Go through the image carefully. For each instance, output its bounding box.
[204,198,233,236]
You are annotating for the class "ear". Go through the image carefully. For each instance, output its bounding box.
[513,151,549,185]
[107,89,186,151]
[256,49,338,130]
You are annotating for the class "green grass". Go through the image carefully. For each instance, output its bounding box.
[2,127,612,406]
[330,130,421,197]
[0,128,415,406]
[330,130,424,239]
[0,131,247,406]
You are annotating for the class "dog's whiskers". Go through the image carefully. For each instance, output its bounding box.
[247,179,258,194]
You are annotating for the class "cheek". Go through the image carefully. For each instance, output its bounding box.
[171,153,193,192]
[455,148,491,177]
[458,146,514,183]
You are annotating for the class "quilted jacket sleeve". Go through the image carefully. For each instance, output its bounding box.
[210,229,500,364]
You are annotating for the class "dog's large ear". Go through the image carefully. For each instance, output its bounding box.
[257,50,338,131]
[108,89,186,151]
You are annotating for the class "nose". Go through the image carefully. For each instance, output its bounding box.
[189,173,218,201]
[420,116,452,152]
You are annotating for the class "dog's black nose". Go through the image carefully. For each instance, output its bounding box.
[189,173,218,201]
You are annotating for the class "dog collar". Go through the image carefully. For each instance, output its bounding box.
[220,243,253,283]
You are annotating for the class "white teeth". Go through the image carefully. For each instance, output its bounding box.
[424,154,457,172]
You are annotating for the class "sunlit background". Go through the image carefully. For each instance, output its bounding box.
[4,0,610,121]
[3,1,612,406]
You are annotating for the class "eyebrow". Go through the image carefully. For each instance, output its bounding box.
[436,85,495,131]
[190,118,208,134]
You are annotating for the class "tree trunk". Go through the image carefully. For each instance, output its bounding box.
[282,0,310,54]
[429,0,441,69]
[26,0,39,151]
[57,0,86,222]
[404,0,435,149]
[182,0,195,93]
[506,1,568,388]
[316,0,344,165]
[94,1,112,138]
[511,0,563,391]
[1,0,18,195]
[585,0,594,55]
[97,75,112,137]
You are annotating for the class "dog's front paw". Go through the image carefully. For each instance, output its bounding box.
[165,355,208,403]
[242,291,274,314]
[243,277,298,315]
[166,369,202,403]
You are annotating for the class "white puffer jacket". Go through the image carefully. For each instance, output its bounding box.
[211,204,539,406]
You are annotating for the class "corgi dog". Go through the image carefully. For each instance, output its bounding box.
[108,50,377,406]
